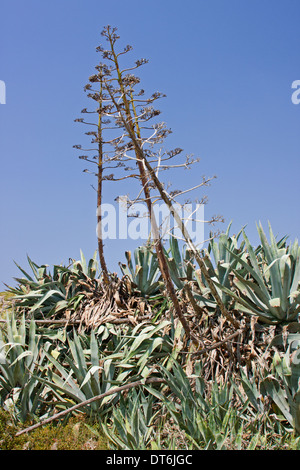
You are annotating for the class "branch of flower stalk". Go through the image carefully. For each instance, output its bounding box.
[15,377,167,437]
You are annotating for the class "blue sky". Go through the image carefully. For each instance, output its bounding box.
[0,0,299,287]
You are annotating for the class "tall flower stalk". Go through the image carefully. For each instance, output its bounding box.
[96,68,109,283]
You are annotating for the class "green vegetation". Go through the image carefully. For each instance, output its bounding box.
[1,223,300,450]
[0,409,108,450]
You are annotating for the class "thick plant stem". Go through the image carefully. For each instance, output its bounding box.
[97,73,109,283]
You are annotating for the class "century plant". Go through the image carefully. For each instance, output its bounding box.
[119,241,162,297]
[260,344,300,434]
[74,26,193,341]
[35,329,118,417]
[214,223,300,324]
[33,320,173,418]
[150,361,260,449]
[164,235,196,290]
[0,314,53,423]
[101,388,161,450]
[189,222,246,310]
[6,252,100,320]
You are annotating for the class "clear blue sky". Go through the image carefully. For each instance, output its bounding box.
[0,0,299,287]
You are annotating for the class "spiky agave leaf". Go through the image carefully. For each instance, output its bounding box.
[101,388,160,450]
[164,235,195,290]
[186,222,246,311]
[260,344,300,434]
[120,243,162,297]
[213,223,300,324]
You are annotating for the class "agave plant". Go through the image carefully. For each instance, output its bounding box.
[0,314,53,422]
[34,320,173,418]
[191,223,246,310]
[6,251,100,320]
[177,222,247,311]
[260,344,300,434]
[150,361,260,450]
[97,320,173,381]
[119,242,162,297]
[35,329,119,417]
[101,388,160,450]
[214,223,300,324]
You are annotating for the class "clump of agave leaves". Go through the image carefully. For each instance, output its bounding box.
[5,223,300,385]
[0,314,54,423]
[0,308,175,424]
[6,251,161,331]
[164,221,300,327]
[2,307,298,448]
[190,222,248,311]
[3,223,300,406]
[3,228,300,445]
[213,222,300,325]
[11,222,299,330]
[7,251,100,321]
[119,241,162,298]
[166,221,300,327]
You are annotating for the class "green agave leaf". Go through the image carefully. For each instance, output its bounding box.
[9,350,33,367]
[79,249,87,274]
[227,246,270,300]
[280,256,293,312]
[29,289,65,313]
[237,368,264,413]
[90,330,100,367]
[32,372,86,403]
[137,337,165,374]
[261,376,294,426]
[120,243,160,296]
[257,223,294,301]
[26,255,42,281]
[233,273,270,307]
[13,260,35,282]
[212,279,274,322]
[42,349,81,388]
[80,365,102,389]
